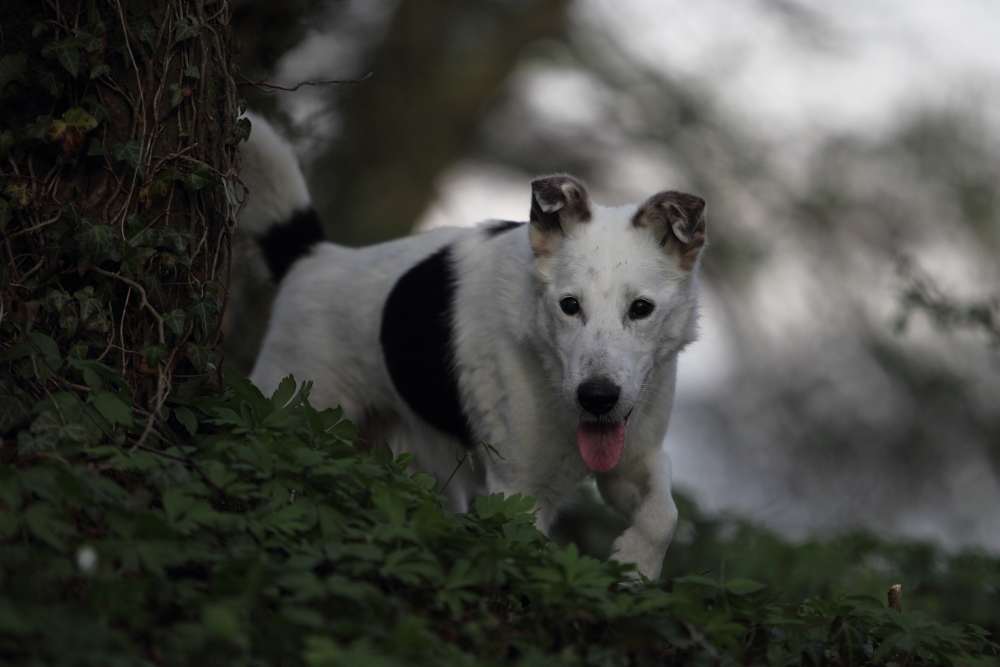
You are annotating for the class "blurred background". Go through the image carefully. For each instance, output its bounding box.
[224,0,1000,606]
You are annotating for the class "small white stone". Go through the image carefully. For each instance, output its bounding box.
[76,545,99,573]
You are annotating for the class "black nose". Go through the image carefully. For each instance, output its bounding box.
[577,377,621,415]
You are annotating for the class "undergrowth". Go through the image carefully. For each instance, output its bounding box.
[1,353,998,666]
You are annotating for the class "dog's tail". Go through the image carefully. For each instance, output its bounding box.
[238,112,325,282]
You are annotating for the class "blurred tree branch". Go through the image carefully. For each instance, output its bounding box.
[312,0,572,245]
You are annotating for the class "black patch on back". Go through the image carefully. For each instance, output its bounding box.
[258,207,325,282]
[380,246,474,447]
[483,220,524,237]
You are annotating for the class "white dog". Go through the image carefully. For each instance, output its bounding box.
[240,114,707,579]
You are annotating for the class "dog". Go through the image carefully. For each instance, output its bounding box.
[239,113,707,579]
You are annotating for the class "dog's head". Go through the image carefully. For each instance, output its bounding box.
[528,174,707,473]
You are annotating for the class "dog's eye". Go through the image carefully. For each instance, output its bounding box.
[560,297,581,315]
[629,299,654,319]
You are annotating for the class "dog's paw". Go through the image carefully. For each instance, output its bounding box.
[609,529,666,581]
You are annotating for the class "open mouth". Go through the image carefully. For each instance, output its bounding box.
[576,409,632,473]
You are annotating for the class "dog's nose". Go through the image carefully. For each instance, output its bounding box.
[577,377,621,415]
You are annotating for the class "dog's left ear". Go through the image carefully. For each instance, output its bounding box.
[529,174,592,258]
[632,190,707,272]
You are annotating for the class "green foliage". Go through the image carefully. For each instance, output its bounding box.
[1,369,997,666]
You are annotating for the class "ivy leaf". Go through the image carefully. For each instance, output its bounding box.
[72,28,102,53]
[227,117,252,145]
[0,52,28,94]
[183,162,220,191]
[60,312,79,338]
[42,37,84,77]
[174,17,199,42]
[185,343,212,373]
[168,83,186,109]
[26,115,53,142]
[164,309,187,337]
[87,0,106,36]
[139,343,168,367]
[137,20,157,47]
[184,66,200,79]
[90,60,111,79]
[87,138,107,157]
[114,140,142,169]
[189,295,218,336]
[32,21,48,38]
[66,107,99,133]
[37,69,63,97]
[88,100,112,124]
[3,180,31,207]
[75,222,116,262]
[74,286,102,321]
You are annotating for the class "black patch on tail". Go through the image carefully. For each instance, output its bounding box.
[380,245,474,447]
[258,207,325,282]
[483,220,524,237]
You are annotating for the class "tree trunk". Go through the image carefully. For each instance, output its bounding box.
[1,0,239,448]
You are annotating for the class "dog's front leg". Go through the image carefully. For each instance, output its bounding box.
[597,448,678,580]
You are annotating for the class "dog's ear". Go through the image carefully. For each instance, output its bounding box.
[529,174,592,258]
[632,190,707,271]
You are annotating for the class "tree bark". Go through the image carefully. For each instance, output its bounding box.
[1,0,239,448]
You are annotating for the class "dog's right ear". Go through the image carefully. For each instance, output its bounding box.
[529,174,592,258]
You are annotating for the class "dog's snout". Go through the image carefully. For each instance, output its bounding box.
[577,377,621,415]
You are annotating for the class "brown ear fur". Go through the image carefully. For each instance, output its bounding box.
[528,174,592,258]
[631,190,707,271]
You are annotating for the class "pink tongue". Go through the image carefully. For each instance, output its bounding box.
[576,421,627,472]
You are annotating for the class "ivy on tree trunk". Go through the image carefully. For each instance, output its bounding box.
[0,0,242,450]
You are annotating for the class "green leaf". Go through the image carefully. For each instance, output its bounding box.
[0,52,28,94]
[723,578,766,596]
[673,575,720,589]
[183,162,220,191]
[185,343,212,373]
[37,69,63,97]
[87,138,107,157]
[114,140,142,169]
[26,115,53,141]
[139,343,168,366]
[42,37,84,77]
[90,61,110,79]
[174,406,197,436]
[90,390,134,428]
[87,1,106,35]
[65,107,98,133]
[174,17,199,42]
[227,117,252,145]
[168,83,185,109]
[184,66,200,79]
[0,197,11,233]
[72,28,102,53]
[0,130,13,160]
[32,21,48,38]
[137,20,157,47]
[164,308,187,337]
[75,221,116,262]
[271,376,297,410]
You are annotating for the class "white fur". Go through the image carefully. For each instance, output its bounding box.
[243,119,704,580]
[238,112,311,235]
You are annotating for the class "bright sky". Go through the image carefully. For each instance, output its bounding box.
[581,0,1000,140]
